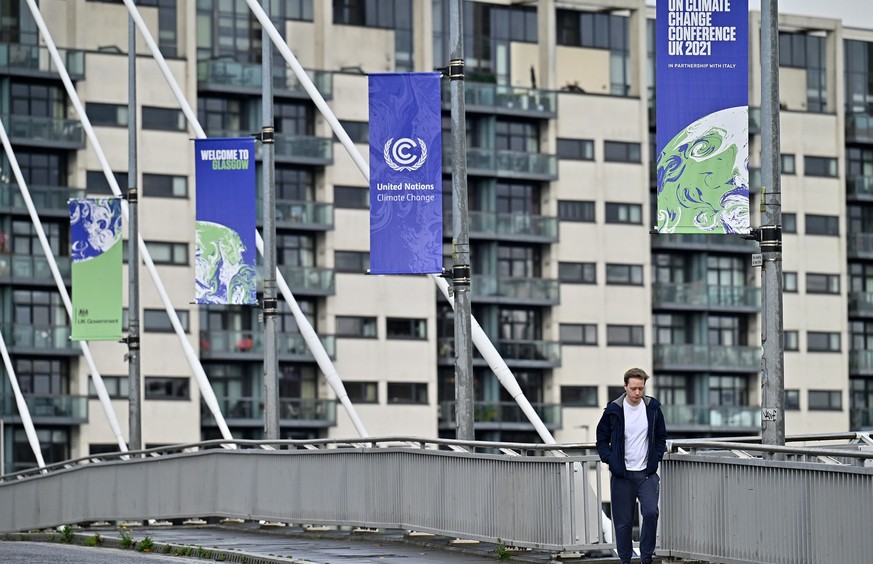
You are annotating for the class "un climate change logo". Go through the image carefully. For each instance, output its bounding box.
[383,137,428,171]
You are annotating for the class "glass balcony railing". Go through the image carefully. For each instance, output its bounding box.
[850,407,873,430]
[276,265,335,295]
[847,233,873,259]
[652,283,760,309]
[2,114,84,147]
[653,344,760,371]
[651,233,758,253]
[0,42,84,79]
[0,394,88,421]
[846,112,873,144]
[849,292,873,317]
[473,275,559,304]
[749,106,760,135]
[438,400,561,429]
[444,211,558,241]
[207,129,333,165]
[847,176,873,199]
[0,184,85,213]
[439,337,560,366]
[259,200,334,229]
[0,324,75,352]
[203,396,336,426]
[199,330,335,359]
[441,81,556,116]
[661,404,761,429]
[197,59,332,98]
[849,350,873,374]
[0,254,71,282]
[445,148,558,180]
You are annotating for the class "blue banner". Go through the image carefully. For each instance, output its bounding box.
[656,0,749,234]
[368,72,443,274]
[194,137,257,304]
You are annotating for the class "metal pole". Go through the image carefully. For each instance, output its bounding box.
[449,0,474,441]
[1,418,5,475]
[127,11,142,452]
[261,0,280,440]
[760,0,785,446]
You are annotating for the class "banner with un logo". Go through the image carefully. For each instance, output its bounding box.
[368,72,443,274]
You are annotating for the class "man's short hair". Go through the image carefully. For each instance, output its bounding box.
[624,367,650,385]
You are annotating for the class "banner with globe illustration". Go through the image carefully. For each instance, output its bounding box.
[70,197,123,341]
[194,137,257,304]
[368,72,443,274]
[656,0,749,235]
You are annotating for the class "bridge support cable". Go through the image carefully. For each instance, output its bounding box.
[0,116,128,455]
[0,330,45,469]
[23,0,234,443]
[118,0,369,438]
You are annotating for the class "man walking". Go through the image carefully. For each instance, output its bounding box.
[596,368,667,564]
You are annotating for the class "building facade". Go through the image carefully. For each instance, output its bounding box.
[0,0,870,473]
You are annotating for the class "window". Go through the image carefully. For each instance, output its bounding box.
[142,106,185,131]
[336,316,377,338]
[144,377,189,400]
[805,214,839,236]
[784,330,799,352]
[785,389,800,410]
[606,263,643,285]
[783,213,797,234]
[142,174,188,198]
[339,120,369,144]
[558,200,595,222]
[605,202,642,224]
[604,141,641,163]
[345,381,378,403]
[709,375,748,406]
[123,241,188,266]
[334,185,369,209]
[12,359,67,395]
[561,385,598,407]
[86,103,128,127]
[781,154,796,175]
[806,273,840,294]
[607,386,625,401]
[559,262,596,284]
[808,390,842,411]
[606,324,644,346]
[86,170,128,195]
[495,120,540,153]
[335,250,369,273]
[783,272,798,293]
[559,323,597,345]
[387,382,428,404]
[807,331,840,352]
[556,138,594,161]
[334,0,399,28]
[386,317,427,340]
[143,308,189,333]
[88,375,128,399]
[804,156,838,177]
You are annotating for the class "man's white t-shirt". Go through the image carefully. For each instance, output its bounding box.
[623,398,649,471]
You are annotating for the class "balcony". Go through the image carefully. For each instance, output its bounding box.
[2,114,85,149]
[846,112,873,144]
[199,330,335,361]
[652,283,760,311]
[849,350,873,376]
[472,275,559,305]
[208,129,333,166]
[850,407,873,430]
[847,176,873,201]
[662,404,761,433]
[438,401,561,431]
[438,337,561,368]
[276,265,335,296]
[1,324,77,355]
[259,200,334,230]
[202,396,336,428]
[441,81,557,118]
[0,254,71,285]
[651,233,758,253]
[849,292,873,318]
[653,344,760,372]
[847,233,873,260]
[0,394,88,424]
[0,184,85,216]
[443,210,558,243]
[749,106,760,135]
[0,42,84,80]
[197,59,332,99]
[446,148,558,181]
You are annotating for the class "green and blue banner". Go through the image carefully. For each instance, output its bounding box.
[656,0,749,234]
[195,137,258,304]
[368,72,443,274]
[70,197,123,341]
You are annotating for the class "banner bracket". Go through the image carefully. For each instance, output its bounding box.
[447,59,464,81]
[256,126,274,144]
[124,187,138,204]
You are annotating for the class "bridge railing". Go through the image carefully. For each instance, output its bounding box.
[660,432,873,564]
[0,437,607,552]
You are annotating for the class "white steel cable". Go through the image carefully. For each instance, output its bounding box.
[0,329,45,468]
[23,0,233,442]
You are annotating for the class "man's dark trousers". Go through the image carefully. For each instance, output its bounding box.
[611,470,659,563]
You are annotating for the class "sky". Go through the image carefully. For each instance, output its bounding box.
[647,0,873,29]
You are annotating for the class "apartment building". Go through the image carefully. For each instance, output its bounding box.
[0,0,870,473]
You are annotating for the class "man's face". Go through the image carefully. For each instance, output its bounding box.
[624,377,646,406]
